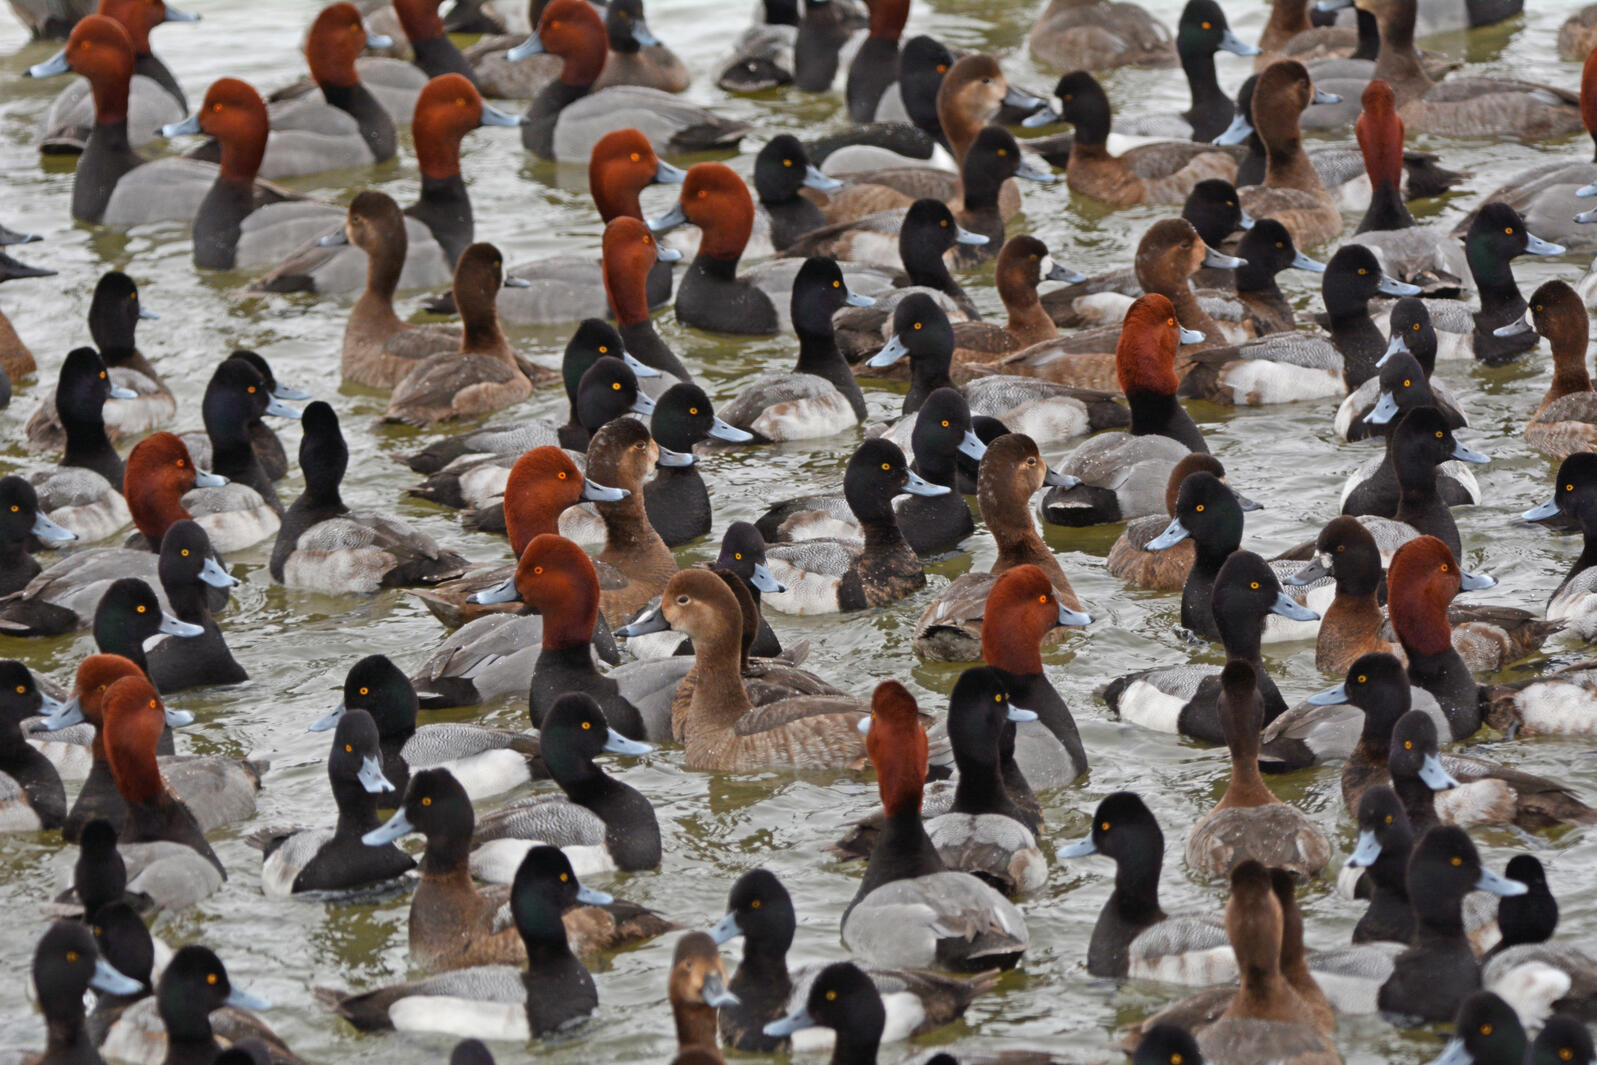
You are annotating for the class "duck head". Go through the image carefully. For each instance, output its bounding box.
[763,961,885,1059]
[901,198,988,262]
[338,190,408,262]
[983,564,1092,673]
[329,707,393,795]
[503,446,624,556]
[1431,992,1527,1065]
[575,355,653,432]
[157,946,269,1042]
[305,3,371,91]
[669,931,740,1045]
[1135,1025,1205,1065]
[715,522,784,596]
[910,387,983,485]
[1059,790,1164,876]
[30,17,136,124]
[310,653,418,739]
[512,0,608,87]
[1388,710,1460,791]
[1310,650,1410,736]
[89,271,157,356]
[866,292,955,372]
[1146,470,1243,553]
[976,432,1075,528]
[861,680,927,818]
[363,766,472,850]
[541,693,651,780]
[754,134,842,204]
[1225,859,1284,981]
[590,128,684,222]
[162,78,268,185]
[603,216,679,326]
[996,235,1086,303]
[652,381,751,464]
[413,74,523,182]
[1363,348,1434,428]
[711,867,796,952]
[1379,297,1438,373]
[99,0,199,55]
[123,433,224,545]
[1524,451,1597,526]
[101,674,170,806]
[158,519,237,592]
[844,437,949,525]
[0,475,74,548]
[32,921,143,1023]
[483,534,601,648]
[510,844,613,953]
[1347,784,1411,869]
[1183,179,1251,246]
[792,256,874,337]
[585,415,659,496]
[563,317,654,405]
[650,163,756,262]
[1356,79,1405,191]
[1117,293,1192,397]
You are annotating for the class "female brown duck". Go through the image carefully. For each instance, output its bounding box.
[1230,61,1343,249]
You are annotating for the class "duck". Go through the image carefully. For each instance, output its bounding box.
[382,244,552,426]
[650,163,893,335]
[1105,551,1316,743]
[1038,294,1210,527]
[1482,865,1597,1025]
[0,660,85,783]
[310,653,544,801]
[760,439,947,615]
[1113,0,1261,141]
[203,349,306,480]
[34,0,191,154]
[467,692,656,883]
[1529,453,1597,638]
[321,843,604,1037]
[1027,0,1175,72]
[513,0,749,161]
[710,867,995,1052]
[26,16,294,227]
[597,216,690,376]
[912,433,1090,661]
[142,520,246,693]
[0,672,67,831]
[1342,785,1416,943]
[717,257,874,440]
[751,135,843,253]
[1024,71,1238,206]
[666,932,740,1057]
[1511,281,1597,459]
[97,945,280,1065]
[469,0,689,99]
[356,768,671,972]
[272,402,468,593]
[756,388,983,556]
[1308,825,1527,1023]
[0,228,54,382]
[1185,662,1332,880]
[26,273,174,452]
[1230,61,1343,249]
[21,353,130,545]
[585,0,691,93]
[816,205,978,325]
[1107,454,1257,592]
[392,0,481,84]
[616,568,867,768]
[254,708,415,897]
[843,0,910,122]
[861,295,974,416]
[177,357,302,515]
[1342,407,1487,561]
[922,667,1048,895]
[1218,218,1328,335]
[841,680,1028,971]
[123,432,276,556]
[243,73,523,291]
[578,416,675,621]
[714,0,863,93]
[1283,520,1408,674]
[13,921,145,1065]
[1336,296,1465,441]
[644,383,753,547]
[943,236,1084,370]
[1426,992,1551,1065]
[1059,791,1235,983]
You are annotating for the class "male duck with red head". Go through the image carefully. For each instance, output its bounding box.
[392,0,479,84]
[125,431,279,554]
[842,681,1028,971]
[1041,293,1209,527]
[512,0,748,161]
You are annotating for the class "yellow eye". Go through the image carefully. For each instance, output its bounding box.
[1440,563,1450,573]
[13,686,22,695]
[180,548,190,557]
[598,345,609,354]
[1403,380,1411,388]
[344,744,353,752]
[941,420,949,427]
[936,63,946,73]
[359,686,369,695]
[1275,242,1283,249]
[99,371,107,379]
[581,721,591,730]
[939,219,948,227]
[136,605,146,614]
[881,463,891,471]
[1384,814,1393,824]
[1357,268,1367,276]
[558,471,568,481]
[1195,504,1204,513]
[421,796,432,806]
[1412,322,1420,331]
[247,386,256,394]
[1100,821,1110,831]
[913,322,922,330]
[1250,581,1260,590]
[1451,856,1462,867]
[1200,20,1211,28]
[1404,740,1413,750]
[206,973,218,986]
[825,990,837,1002]
[697,189,707,199]
[1481,1025,1493,1036]
[997,148,1007,157]
[1560,1050,1574,1062]
[629,152,640,162]
[734,552,742,560]
[66,950,79,962]
[534,565,544,575]
[832,280,840,288]
[1172,1056,1183,1065]
[560,872,570,882]
[1505,227,1514,235]
[782,158,793,167]
[994,693,1002,702]
[612,381,622,391]
[1435,430,1444,439]
[1563,483,1573,492]
[1357,675,1366,684]
[751,899,761,909]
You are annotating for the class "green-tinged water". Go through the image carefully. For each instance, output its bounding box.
[0,1,1595,1062]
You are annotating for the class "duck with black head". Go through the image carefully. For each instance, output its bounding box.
[1111,0,1258,142]
[144,520,245,693]
[1108,454,1257,592]
[752,135,841,251]
[0,477,75,601]
[14,921,145,1065]
[1336,297,1465,441]
[178,357,302,516]
[23,350,131,545]
[1342,785,1416,943]
[644,382,752,547]
[1341,407,1488,559]
[1527,453,1597,639]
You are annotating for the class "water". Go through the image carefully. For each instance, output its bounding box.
[0,0,1595,1061]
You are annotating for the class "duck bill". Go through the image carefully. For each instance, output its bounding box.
[35,691,65,716]
[263,397,302,419]
[763,1004,816,1038]
[1059,836,1098,858]
[856,715,872,735]
[1306,682,1347,706]
[159,613,205,637]
[1578,207,1597,224]
[1044,261,1088,283]
[1287,557,1330,586]
[749,562,786,594]
[1523,497,1561,521]
[1377,331,1408,366]
[140,310,159,323]
[709,417,755,443]
[615,603,671,637]
[1475,867,1530,897]
[1212,112,1252,145]
[865,334,909,368]
[957,430,987,462]
[1232,489,1262,511]
[1238,208,1256,230]
[1457,569,1495,591]
[1006,705,1039,722]
[621,352,661,378]
[654,160,686,184]
[34,697,85,732]
[647,202,688,233]
[1179,325,1207,344]
[1218,28,1261,55]
[107,385,138,400]
[1450,442,1489,464]
[1057,603,1093,627]
[656,243,683,263]
[503,275,532,288]
[1290,251,1326,273]
[630,391,656,416]
[30,512,76,543]
[901,471,951,497]
[575,882,613,905]
[467,576,522,605]
[709,911,742,944]
[803,165,844,193]
[160,113,203,138]
[1418,752,1462,790]
[319,229,350,247]
[1044,467,1080,488]
[192,468,228,487]
[364,31,395,49]
[1021,106,1061,129]
[700,971,740,1008]
[1270,592,1319,621]
[272,383,312,401]
[627,18,661,46]
[657,447,695,468]
[309,703,346,732]
[357,755,395,794]
[580,478,628,502]
[1376,275,1422,296]
[1524,232,1565,255]
[954,226,990,245]
[1015,159,1058,183]
[91,958,146,996]
[1311,87,1342,105]
[1202,248,1245,269]
[1363,391,1399,425]
[1427,1039,1473,1065]
[163,6,201,21]
[845,288,876,306]
[1144,517,1189,551]
[25,50,70,78]
[363,808,414,846]
[604,729,652,756]
[163,705,195,728]
[1346,829,1381,868]
[506,33,546,59]
[1579,180,1597,199]
[1492,316,1533,337]
[1001,83,1048,113]
[479,103,529,128]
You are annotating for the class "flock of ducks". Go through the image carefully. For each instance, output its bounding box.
[8,0,1597,1063]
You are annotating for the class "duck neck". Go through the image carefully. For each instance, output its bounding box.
[519,892,580,968]
[408,174,472,270]
[129,480,191,548]
[1465,238,1522,312]
[1357,175,1413,235]
[1216,606,1265,665]
[539,586,599,651]
[686,624,753,730]
[794,318,846,378]
[604,254,652,327]
[950,732,1007,815]
[1393,773,1441,830]
[1179,46,1228,129]
[999,272,1055,343]
[859,803,944,897]
[1233,255,1283,299]
[673,999,719,1052]
[419,820,473,880]
[829,1021,882,1065]
[1353,8,1381,60]
[60,405,120,480]
[1414,890,1465,939]
[1545,336,1594,406]
[904,353,953,415]
[1220,727,1274,808]
[1110,842,1164,925]
[1233,960,1295,1021]
[902,236,961,297]
[1372,1,1430,98]
[359,232,406,312]
[331,774,382,837]
[1127,391,1207,453]
[1263,123,1322,193]
[162,573,212,627]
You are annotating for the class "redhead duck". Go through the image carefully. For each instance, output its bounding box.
[1354,0,1582,140]
[1107,454,1256,593]
[1342,407,1487,559]
[382,244,551,425]
[842,681,1027,971]
[922,667,1047,895]
[717,257,874,441]
[912,433,1089,660]
[1347,81,1469,294]
[1192,862,1338,1065]
[512,0,748,160]
[1024,71,1238,207]
[27,16,293,227]
[1336,297,1466,442]
[1528,453,1597,638]
[1510,282,1597,459]
[594,216,690,378]
[1060,792,1234,983]
[617,569,867,768]
[273,403,468,592]
[1230,61,1343,249]
[177,357,302,515]
[244,74,522,291]
[310,653,544,801]
[711,867,994,1052]
[468,693,655,883]
[1039,295,1210,527]
[255,708,414,897]
[467,534,650,739]
[651,163,893,335]
[0,477,75,598]
[0,228,54,382]
[645,382,752,546]
[1106,551,1312,742]
[22,350,131,545]
[1113,0,1260,142]
[322,842,606,1037]
[762,439,947,614]
[34,0,190,154]
[756,388,981,556]
[27,274,174,452]
[945,236,1083,369]
[1386,536,1488,737]
[338,191,464,389]
[1185,663,1331,881]
[14,922,144,1065]
[469,0,689,99]
[122,432,277,555]
[100,945,280,1065]
[143,521,246,693]
[1028,0,1175,72]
